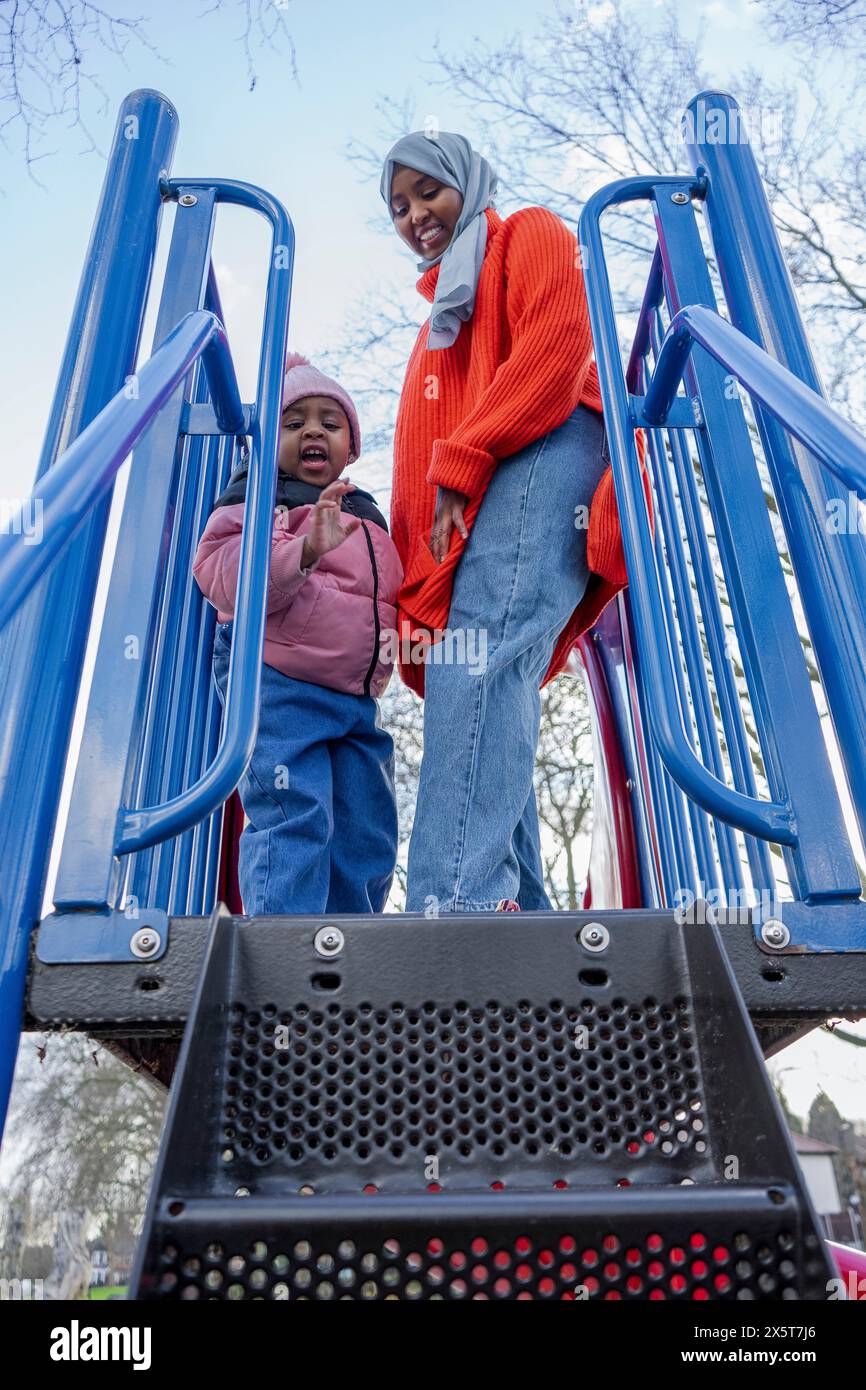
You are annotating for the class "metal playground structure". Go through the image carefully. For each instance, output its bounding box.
[2,88,866,1301]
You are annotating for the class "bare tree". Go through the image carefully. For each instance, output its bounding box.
[380,669,594,911]
[2,1032,164,1245]
[318,284,424,502]
[342,1,866,421]
[0,0,297,178]
[340,3,866,423]
[378,677,423,906]
[753,0,866,57]
[421,3,866,420]
[536,674,594,909]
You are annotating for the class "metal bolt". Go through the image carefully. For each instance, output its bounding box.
[579,921,610,953]
[179,193,198,207]
[314,925,344,958]
[761,919,790,950]
[671,191,689,205]
[130,927,161,958]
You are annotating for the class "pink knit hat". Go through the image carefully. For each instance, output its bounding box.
[281,352,361,461]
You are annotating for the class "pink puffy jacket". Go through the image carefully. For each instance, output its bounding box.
[192,503,404,698]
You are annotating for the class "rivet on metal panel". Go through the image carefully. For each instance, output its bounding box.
[761,919,790,950]
[314,926,344,958]
[579,921,610,952]
[130,927,161,958]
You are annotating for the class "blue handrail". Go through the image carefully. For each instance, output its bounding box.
[113,174,294,854]
[127,266,234,920]
[579,94,866,916]
[3,164,290,956]
[0,309,244,635]
[579,135,866,916]
[1,91,298,1143]
[683,91,866,887]
[0,88,178,1140]
[38,169,294,922]
[644,314,770,896]
[579,175,796,846]
[642,304,866,499]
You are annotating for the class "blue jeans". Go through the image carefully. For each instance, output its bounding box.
[212,624,398,914]
[405,402,608,913]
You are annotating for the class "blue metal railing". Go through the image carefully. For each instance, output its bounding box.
[0,309,244,633]
[578,91,866,932]
[643,304,866,497]
[0,89,295,1140]
[128,266,235,920]
[582,180,797,842]
[685,94,866,861]
[124,262,235,921]
[0,89,177,1136]
[48,170,294,927]
[114,175,293,855]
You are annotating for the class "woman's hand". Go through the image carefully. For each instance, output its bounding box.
[300,479,360,568]
[430,485,469,563]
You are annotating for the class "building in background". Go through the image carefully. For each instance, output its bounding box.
[88,1239,109,1288]
[793,1133,863,1247]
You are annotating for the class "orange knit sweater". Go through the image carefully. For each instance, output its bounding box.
[391,204,645,697]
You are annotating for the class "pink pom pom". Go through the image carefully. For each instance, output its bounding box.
[283,351,310,371]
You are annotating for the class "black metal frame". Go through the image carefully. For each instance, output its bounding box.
[125,904,836,1299]
[26,908,866,1069]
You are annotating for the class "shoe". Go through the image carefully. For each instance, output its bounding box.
[495,899,521,912]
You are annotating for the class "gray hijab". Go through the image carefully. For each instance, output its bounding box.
[380,131,498,349]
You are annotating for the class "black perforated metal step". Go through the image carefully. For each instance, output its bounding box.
[129,906,835,1300]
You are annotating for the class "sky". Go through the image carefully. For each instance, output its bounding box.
[3,0,567,487]
[2,0,866,1129]
[2,0,813,494]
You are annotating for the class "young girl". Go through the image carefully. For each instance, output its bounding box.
[192,354,403,916]
[381,132,647,915]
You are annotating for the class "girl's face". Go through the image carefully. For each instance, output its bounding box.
[278,396,352,486]
[389,163,464,260]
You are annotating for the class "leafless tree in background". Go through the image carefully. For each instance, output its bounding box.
[0,1032,165,1264]
[752,0,866,57]
[342,1,866,416]
[381,670,594,912]
[426,4,866,418]
[0,0,297,178]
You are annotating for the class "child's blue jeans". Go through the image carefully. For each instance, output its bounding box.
[405,401,608,913]
[212,622,398,915]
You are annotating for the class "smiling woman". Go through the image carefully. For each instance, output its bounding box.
[381,132,499,351]
[380,128,643,915]
[389,167,464,258]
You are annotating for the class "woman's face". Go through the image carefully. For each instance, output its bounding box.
[389,163,464,259]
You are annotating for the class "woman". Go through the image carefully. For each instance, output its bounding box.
[381,131,638,914]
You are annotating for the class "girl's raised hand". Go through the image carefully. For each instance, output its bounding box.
[301,479,360,567]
